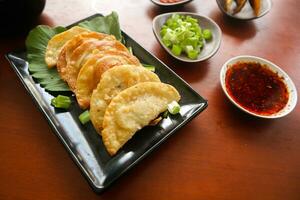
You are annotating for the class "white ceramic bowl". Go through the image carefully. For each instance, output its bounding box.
[220,55,297,119]
[150,0,193,7]
[216,0,272,20]
[152,12,222,62]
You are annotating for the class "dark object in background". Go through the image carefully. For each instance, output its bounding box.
[0,0,46,36]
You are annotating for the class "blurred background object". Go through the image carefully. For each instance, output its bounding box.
[0,0,46,36]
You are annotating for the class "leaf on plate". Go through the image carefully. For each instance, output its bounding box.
[25,12,122,92]
[26,25,69,92]
[78,11,122,41]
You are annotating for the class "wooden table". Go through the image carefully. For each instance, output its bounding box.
[1,0,299,199]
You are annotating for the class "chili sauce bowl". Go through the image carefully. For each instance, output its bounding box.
[220,55,297,119]
[152,12,222,62]
[150,0,193,7]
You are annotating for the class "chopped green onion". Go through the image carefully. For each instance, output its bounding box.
[185,45,194,53]
[162,110,169,118]
[127,46,133,54]
[160,13,213,59]
[167,101,181,115]
[202,29,212,40]
[79,110,90,124]
[142,64,156,72]
[51,95,71,109]
[171,44,182,56]
[187,50,199,59]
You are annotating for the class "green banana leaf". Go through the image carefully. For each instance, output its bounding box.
[26,12,122,92]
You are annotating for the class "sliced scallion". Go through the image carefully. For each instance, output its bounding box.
[167,101,181,115]
[202,29,212,40]
[160,13,213,60]
[79,110,90,125]
[162,110,169,118]
[142,64,156,72]
[51,95,71,109]
[128,46,133,54]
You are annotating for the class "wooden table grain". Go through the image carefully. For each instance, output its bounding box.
[0,0,299,199]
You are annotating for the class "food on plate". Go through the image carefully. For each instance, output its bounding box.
[233,0,247,14]
[101,82,180,155]
[51,95,72,109]
[224,0,233,11]
[90,65,161,134]
[26,12,123,92]
[57,32,114,76]
[40,21,181,156]
[223,0,261,16]
[45,26,90,68]
[167,100,181,114]
[160,14,213,59]
[249,0,261,16]
[62,38,128,91]
[79,110,90,125]
[225,61,289,115]
[75,53,141,109]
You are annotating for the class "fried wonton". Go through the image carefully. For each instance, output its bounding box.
[90,65,161,135]
[101,82,180,155]
[62,39,128,91]
[224,0,233,11]
[249,0,260,16]
[57,32,115,80]
[233,0,247,14]
[75,53,141,109]
[45,26,90,68]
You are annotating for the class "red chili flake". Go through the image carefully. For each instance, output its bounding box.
[225,61,289,115]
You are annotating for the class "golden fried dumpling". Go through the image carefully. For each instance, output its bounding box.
[75,52,141,109]
[249,0,261,16]
[101,82,180,155]
[45,26,90,68]
[90,65,161,135]
[224,0,233,11]
[62,39,128,91]
[233,0,247,14]
[57,32,115,79]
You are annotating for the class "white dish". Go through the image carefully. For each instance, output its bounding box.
[152,12,222,63]
[216,0,272,20]
[150,0,193,7]
[220,55,297,119]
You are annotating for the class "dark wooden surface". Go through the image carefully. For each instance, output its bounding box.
[1,0,299,199]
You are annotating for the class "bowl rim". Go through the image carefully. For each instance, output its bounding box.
[220,55,298,119]
[215,0,272,20]
[152,12,222,63]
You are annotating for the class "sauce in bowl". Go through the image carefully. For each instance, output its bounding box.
[160,0,182,3]
[225,61,289,115]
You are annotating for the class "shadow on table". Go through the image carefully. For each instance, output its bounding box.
[208,8,257,41]
[213,84,276,140]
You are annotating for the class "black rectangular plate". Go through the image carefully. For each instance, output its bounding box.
[6,14,207,192]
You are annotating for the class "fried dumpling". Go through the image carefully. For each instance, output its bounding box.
[101,82,180,155]
[90,65,161,135]
[224,0,233,11]
[233,0,247,14]
[249,0,260,16]
[75,53,141,109]
[57,32,115,80]
[62,39,128,91]
[45,26,90,68]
